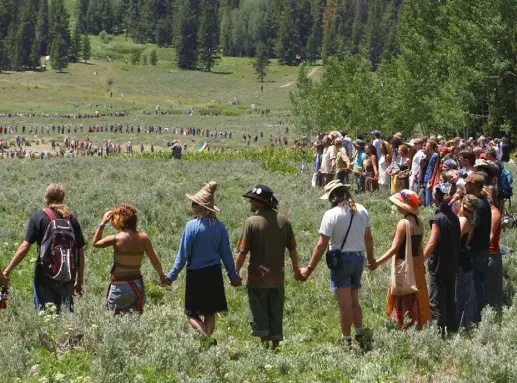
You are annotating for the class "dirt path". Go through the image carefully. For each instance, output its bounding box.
[280,66,321,88]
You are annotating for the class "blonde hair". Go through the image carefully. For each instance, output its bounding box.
[482,185,495,201]
[45,184,71,217]
[112,204,138,231]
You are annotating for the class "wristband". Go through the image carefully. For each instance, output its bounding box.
[98,223,105,229]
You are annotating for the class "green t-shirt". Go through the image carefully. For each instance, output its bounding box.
[238,210,296,288]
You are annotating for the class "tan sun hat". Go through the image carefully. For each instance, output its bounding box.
[186,181,220,213]
[389,189,420,215]
[320,180,350,200]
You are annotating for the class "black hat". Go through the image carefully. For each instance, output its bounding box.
[242,185,278,209]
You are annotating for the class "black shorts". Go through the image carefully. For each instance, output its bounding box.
[185,264,228,317]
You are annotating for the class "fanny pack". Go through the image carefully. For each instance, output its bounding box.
[326,213,355,269]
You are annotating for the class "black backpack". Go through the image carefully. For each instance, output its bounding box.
[39,209,78,283]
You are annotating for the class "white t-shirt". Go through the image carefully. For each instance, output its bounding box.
[373,138,382,158]
[319,204,371,252]
[411,150,424,186]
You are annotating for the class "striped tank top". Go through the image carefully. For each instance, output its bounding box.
[110,238,144,282]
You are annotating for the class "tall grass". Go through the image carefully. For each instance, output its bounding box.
[0,158,516,381]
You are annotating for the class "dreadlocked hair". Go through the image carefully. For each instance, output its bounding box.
[330,188,357,214]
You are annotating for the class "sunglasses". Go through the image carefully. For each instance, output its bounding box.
[191,202,199,207]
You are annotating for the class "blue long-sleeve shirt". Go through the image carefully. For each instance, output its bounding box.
[424,153,438,183]
[167,217,239,282]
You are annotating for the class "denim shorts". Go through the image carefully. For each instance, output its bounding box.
[107,280,146,312]
[329,251,364,291]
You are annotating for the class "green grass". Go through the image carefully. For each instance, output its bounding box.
[0,158,516,382]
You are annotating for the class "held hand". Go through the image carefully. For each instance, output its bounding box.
[231,277,242,287]
[74,281,83,296]
[293,269,304,282]
[160,275,172,286]
[0,272,9,286]
[101,211,113,225]
[299,267,312,281]
[367,260,378,271]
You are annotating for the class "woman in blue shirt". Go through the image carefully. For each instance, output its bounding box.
[165,182,241,339]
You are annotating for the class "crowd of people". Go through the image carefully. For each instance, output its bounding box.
[313,130,512,209]
[0,128,513,350]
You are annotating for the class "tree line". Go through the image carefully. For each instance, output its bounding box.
[0,0,403,72]
[290,0,517,140]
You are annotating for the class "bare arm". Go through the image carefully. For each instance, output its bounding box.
[92,211,114,248]
[423,223,440,260]
[4,241,31,276]
[300,234,330,279]
[364,227,375,265]
[372,155,379,179]
[373,220,406,268]
[490,209,502,245]
[235,251,248,275]
[144,235,166,281]
[289,248,300,274]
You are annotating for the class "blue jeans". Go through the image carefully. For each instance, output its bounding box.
[329,251,364,291]
[425,187,433,207]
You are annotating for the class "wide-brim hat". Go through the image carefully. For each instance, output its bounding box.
[320,180,351,200]
[353,139,366,149]
[242,184,278,209]
[389,189,420,215]
[186,181,220,213]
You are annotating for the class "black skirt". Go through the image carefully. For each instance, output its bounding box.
[185,264,228,317]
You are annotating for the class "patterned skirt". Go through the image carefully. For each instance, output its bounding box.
[387,255,432,330]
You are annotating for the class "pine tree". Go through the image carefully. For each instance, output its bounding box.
[82,34,91,63]
[76,0,89,33]
[135,0,153,43]
[101,0,114,34]
[50,35,68,72]
[48,0,70,53]
[124,0,139,38]
[197,0,220,72]
[150,48,158,65]
[175,0,200,69]
[156,17,173,47]
[0,35,5,72]
[35,0,49,56]
[0,0,15,38]
[253,41,270,82]
[86,0,102,34]
[275,0,299,65]
[306,0,324,64]
[130,49,140,64]
[70,22,82,62]
[14,0,37,69]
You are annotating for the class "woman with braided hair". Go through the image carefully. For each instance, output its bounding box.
[301,180,375,348]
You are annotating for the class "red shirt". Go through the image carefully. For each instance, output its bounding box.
[489,205,501,254]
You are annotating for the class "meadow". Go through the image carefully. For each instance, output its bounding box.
[1,46,517,382]
[0,156,516,382]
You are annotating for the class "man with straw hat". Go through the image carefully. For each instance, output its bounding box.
[165,181,241,342]
[235,185,302,350]
[300,180,374,349]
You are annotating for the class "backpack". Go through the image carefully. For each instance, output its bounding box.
[498,166,513,200]
[39,208,78,283]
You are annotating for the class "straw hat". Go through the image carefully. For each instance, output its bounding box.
[320,180,351,200]
[186,181,220,213]
[389,189,420,214]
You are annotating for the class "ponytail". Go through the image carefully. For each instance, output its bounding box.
[48,203,71,218]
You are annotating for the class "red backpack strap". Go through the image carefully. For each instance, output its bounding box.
[43,208,57,221]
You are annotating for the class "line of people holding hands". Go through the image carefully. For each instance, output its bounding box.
[0,165,505,350]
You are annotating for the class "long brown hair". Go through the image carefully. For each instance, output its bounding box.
[45,184,71,217]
